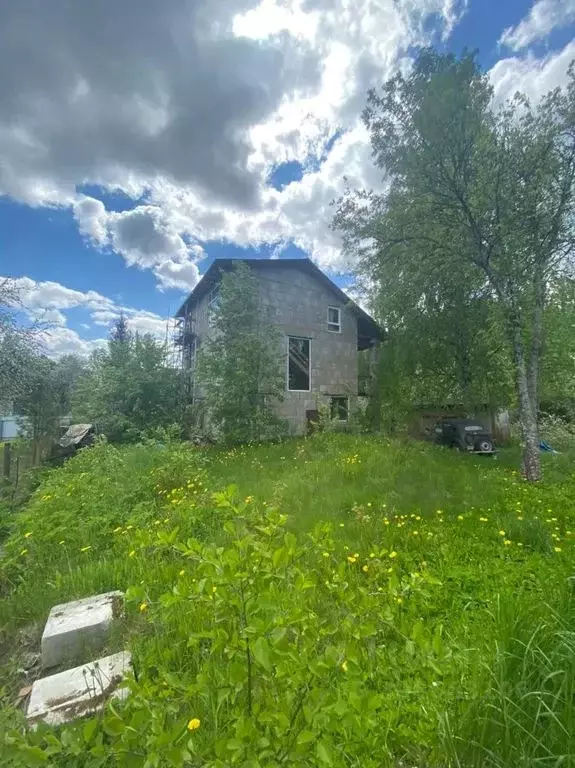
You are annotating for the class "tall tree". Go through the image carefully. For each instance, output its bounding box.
[335,50,575,480]
[73,324,180,442]
[196,261,287,444]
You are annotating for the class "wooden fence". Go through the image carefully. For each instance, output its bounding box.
[0,438,53,482]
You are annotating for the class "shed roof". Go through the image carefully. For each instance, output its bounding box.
[175,258,383,346]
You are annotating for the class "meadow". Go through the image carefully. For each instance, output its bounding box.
[0,433,574,767]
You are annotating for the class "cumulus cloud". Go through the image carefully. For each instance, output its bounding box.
[3,275,171,357]
[499,0,575,52]
[490,40,575,104]
[74,197,204,291]
[0,0,466,286]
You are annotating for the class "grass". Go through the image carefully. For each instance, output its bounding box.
[0,433,574,766]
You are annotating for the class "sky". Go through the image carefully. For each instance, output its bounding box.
[1,0,575,356]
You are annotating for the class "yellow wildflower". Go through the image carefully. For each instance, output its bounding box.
[554,546,562,553]
[389,551,397,559]
[369,552,375,558]
[479,517,488,522]
[187,718,201,731]
[353,552,359,559]
[139,602,148,612]
[457,515,464,521]
[129,550,136,558]
[362,565,369,573]
[24,531,32,538]
[341,660,348,673]
[499,530,506,537]
[322,552,329,558]
[504,540,512,546]
[347,556,357,564]
[179,569,185,576]
[396,597,403,604]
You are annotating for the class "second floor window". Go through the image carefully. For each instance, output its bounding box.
[327,306,341,333]
[288,336,311,391]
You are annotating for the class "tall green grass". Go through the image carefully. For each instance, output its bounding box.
[0,434,574,766]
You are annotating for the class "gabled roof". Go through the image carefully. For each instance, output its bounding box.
[175,258,383,346]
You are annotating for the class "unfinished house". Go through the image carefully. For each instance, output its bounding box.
[175,258,383,435]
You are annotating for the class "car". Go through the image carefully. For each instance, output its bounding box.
[433,418,495,454]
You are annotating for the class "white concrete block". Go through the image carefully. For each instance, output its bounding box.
[41,591,123,669]
[27,651,132,727]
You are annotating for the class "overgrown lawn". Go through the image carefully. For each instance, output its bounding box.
[1,435,574,766]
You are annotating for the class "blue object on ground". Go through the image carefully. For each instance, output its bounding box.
[540,440,557,453]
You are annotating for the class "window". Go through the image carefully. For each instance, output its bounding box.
[330,396,348,421]
[207,287,220,326]
[327,306,341,333]
[288,337,311,391]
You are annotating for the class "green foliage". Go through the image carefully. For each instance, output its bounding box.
[1,435,575,766]
[72,321,181,443]
[335,49,575,479]
[196,262,287,444]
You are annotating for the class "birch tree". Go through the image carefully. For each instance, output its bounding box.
[335,50,575,480]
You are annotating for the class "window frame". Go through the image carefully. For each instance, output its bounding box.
[327,305,342,333]
[287,336,312,392]
[330,396,349,422]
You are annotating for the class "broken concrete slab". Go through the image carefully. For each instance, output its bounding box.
[41,591,123,669]
[27,651,132,727]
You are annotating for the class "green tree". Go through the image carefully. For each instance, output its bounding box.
[73,319,180,442]
[196,261,287,443]
[335,50,575,480]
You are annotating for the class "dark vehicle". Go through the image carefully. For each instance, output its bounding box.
[433,418,495,454]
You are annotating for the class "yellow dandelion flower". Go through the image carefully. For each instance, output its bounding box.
[436,510,443,515]
[415,515,421,521]
[396,597,403,604]
[554,546,562,553]
[353,552,359,559]
[369,552,375,558]
[322,552,329,558]
[517,516,523,521]
[179,569,185,576]
[24,531,32,538]
[457,515,464,521]
[362,565,369,573]
[339,523,345,528]
[347,556,357,564]
[341,660,348,673]
[499,530,506,536]
[129,550,136,558]
[389,551,397,559]
[212,586,217,593]
[187,718,201,731]
[80,545,91,552]
[517,542,524,547]
[504,540,512,546]
[139,602,148,612]
[479,517,488,522]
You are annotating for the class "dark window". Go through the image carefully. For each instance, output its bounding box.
[327,306,341,332]
[330,396,348,421]
[288,337,311,391]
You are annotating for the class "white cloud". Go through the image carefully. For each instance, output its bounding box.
[499,0,575,52]
[3,275,171,357]
[0,0,466,283]
[490,40,575,104]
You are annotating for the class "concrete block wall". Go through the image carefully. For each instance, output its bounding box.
[183,263,359,436]
[258,267,358,435]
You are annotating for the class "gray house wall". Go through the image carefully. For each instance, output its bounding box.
[257,266,358,434]
[183,264,360,436]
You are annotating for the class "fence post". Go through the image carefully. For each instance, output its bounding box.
[2,442,11,478]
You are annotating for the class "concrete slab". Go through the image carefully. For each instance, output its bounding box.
[41,591,123,669]
[27,651,132,727]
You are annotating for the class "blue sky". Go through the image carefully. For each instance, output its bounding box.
[1,0,574,355]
